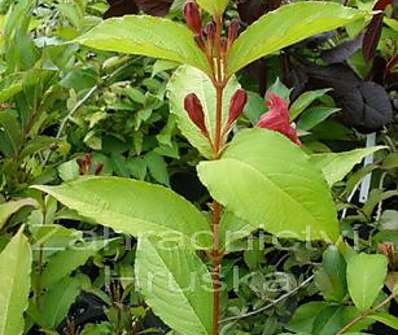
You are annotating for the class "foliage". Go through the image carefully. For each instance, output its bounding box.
[0,0,397,334]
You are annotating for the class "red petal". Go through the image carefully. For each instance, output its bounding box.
[256,93,301,145]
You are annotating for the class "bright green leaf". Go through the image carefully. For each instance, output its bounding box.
[135,238,212,335]
[384,17,398,31]
[198,128,339,242]
[0,229,32,335]
[32,176,211,249]
[197,0,229,15]
[347,253,388,311]
[76,15,211,75]
[227,2,368,76]
[168,65,240,158]
[310,146,386,186]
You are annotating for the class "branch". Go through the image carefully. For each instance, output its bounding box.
[220,274,315,324]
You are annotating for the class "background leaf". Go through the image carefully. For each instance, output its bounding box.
[297,107,340,131]
[315,246,347,302]
[0,198,37,230]
[0,229,32,335]
[309,146,385,186]
[40,239,108,288]
[29,277,81,329]
[347,253,387,311]
[368,312,398,330]
[290,89,332,120]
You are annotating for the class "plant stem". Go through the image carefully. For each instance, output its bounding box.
[335,293,396,335]
[210,15,226,335]
[211,201,222,335]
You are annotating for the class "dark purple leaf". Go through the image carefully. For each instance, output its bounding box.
[362,0,392,62]
[393,0,398,19]
[363,13,384,63]
[135,0,173,16]
[104,0,172,19]
[104,0,138,19]
[368,56,388,84]
[321,33,364,64]
[342,81,393,133]
[237,0,281,24]
[298,62,393,133]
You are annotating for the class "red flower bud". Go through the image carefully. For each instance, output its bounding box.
[183,1,202,34]
[194,34,206,51]
[205,21,216,45]
[184,93,208,135]
[227,89,247,127]
[256,93,301,145]
[227,19,241,45]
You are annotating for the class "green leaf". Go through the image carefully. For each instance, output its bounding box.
[219,211,253,251]
[0,229,32,335]
[57,159,80,182]
[167,65,240,158]
[243,91,267,125]
[384,17,398,32]
[312,305,374,335]
[40,239,108,288]
[76,15,210,75]
[0,73,23,103]
[0,110,22,157]
[145,151,170,186]
[227,2,367,76]
[315,246,347,302]
[135,238,212,335]
[30,277,80,329]
[197,0,229,15]
[347,253,388,311]
[286,302,328,333]
[198,128,339,242]
[297,107,340,131]
[290,89,332,120]
[268,78,291,101]
[19,136,61,159]
[0,198,37,230]
[368,312,398,330]
[32,177,211,249]
[310,146,385,186]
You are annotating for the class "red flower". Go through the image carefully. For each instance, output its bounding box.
[256,93,301,145]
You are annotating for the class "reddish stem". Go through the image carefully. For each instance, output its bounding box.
[208,14,226,335]
[211,201,222,335]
